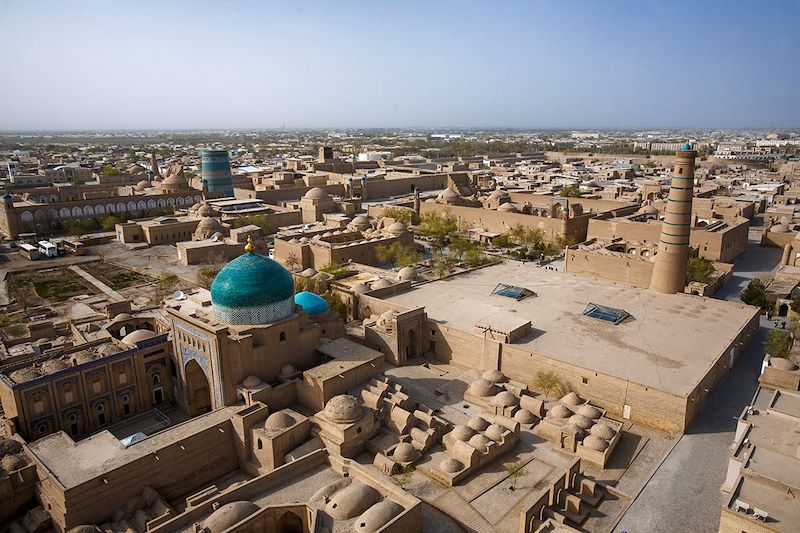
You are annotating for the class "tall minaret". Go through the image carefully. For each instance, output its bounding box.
[150,152,161,178]
[650,144,696,294]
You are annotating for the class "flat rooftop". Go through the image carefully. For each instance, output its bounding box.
[382,262,758,396]
[28,406,240,489]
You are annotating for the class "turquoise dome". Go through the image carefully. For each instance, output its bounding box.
[681,142,692,150]
[294,291,329,316]
[210,250,295,324]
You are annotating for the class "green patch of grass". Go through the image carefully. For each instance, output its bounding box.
[33,279,87,301]
[107,271,150,290]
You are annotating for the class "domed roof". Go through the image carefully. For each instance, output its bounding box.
[203,501,260,533]
[196,216,223,231]
[577,404,602,419]
[1,454,27,472]
[482,369,508,383]
[493,391,519,407]
[560,392,583,406]
[484,424,505,442]
[397,267,417,281]
[112,313,132,321]
[121,329,157,346]
[197,202,215,217]
[242,375,262,388]
[304,187,330,200]
[568,414,594,429]
[300,268,318,277]
[161,170,187,185]
[392,442,418,463]
[41,359,69,375]
[468,433,491,452]
[264,411,295,431]
[590,423,616,440]
[371,278,394,289]
[467,379,498,397]
[770,357,798,371]
[9,367,39,383]
[294,291,329,316]
[0,438,23,456]
[354,500,404,533]
[771,223,791,233]
[549,404,573,419]
[210,246,295,324]
[326,482,382,520]
[387,222,406,233]
[324,395,362,423]
[583,435,610,452]
[563,423,587,440]
[438,187,459,200]
[489,189,510,199]
[352,282,370,295]
[135,179,150,191]
[450,424,475,442]
[515,409,537,424]
[279,363,297,377]
[467,416,489,432]
[638,204,659,215]
[440,457,464,473]
[498,202,518,212]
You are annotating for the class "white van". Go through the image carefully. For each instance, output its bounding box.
[37,240,58,258]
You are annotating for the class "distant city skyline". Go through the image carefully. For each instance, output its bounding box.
[1,0,798,130]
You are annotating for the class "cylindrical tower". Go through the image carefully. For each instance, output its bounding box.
[201,150,234,197]
[650,144,697,294]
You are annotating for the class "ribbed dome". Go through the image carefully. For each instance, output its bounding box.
[210,250,295,325]
[392,442,418,463]
[450,424,475,442]
[467,416,489,432]
[324,395,362,423]
[590,423,616,440]
[294,291,329,316]
[264,411,295,431]
[440,457,464,473]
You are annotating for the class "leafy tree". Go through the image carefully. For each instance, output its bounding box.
[492,234,515,248]
[324,291,350,319]
[764,329,792,359]
[790,295,800,314]
[101,165,118,176]
[533,370,561,401]
[391,465,415,489]
[100,214,122,231]
[197,252,224,289]
[231,214,273,234]
[505,460,527,490]
[448,236,475,262]
[419,210,457,244]
[464,247,490,268]
[740,279,768,308]
[376,242,422,267]
[559,186,581,197]
[284,252,301,271]
[431,250,457,279]
[380,206,415,226]
[319,263,352,279]
[686,257,715,284]
[508,225,545,248]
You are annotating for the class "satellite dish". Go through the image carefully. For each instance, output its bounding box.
[210,234,219,242]
[172,290,186,300]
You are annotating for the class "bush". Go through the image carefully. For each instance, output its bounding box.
[419,210,457,243]
[686,257,715,284]
[559,186,581,197]
[764,329,792,359]
[376,242,421,267]
[231,214,273,234]
[380,206,415,226]
[740,279,768,308]
[791,296,800,314]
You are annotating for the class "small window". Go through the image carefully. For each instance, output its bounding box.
[257,439,263,450]
[279,332,286,342]
[96,403,105,413]
[581,377,588,384]
[152,373,161,385]
[431,329,436,336]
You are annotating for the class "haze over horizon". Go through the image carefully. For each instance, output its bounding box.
[1,0,798,131]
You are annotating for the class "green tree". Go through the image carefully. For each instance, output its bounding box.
[419,210,457,244]
[448,236,475,262]
[505,460,527,490]
[763,329,792,359]
[100,214,122,231]
[101,165,117,176]
[533,370,561,401]
[686,257,715,284]
[391,465,415,489]
[431,250,457,278]
[559,186,581,197]
[324,291,350,320]
[376,242,422,267]
[231,214,273,234]
[380,206,415,226]
[740,279,768,308]
[508,225,545,248]
[790,295,800,314]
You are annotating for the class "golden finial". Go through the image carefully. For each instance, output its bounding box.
[244,236,255,253]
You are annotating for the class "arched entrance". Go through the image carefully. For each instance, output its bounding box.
[277,512,303,533]
[406,329,417,359]
[779,303,789,317]
[185,359,211,415]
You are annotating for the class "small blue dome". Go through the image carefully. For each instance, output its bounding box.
[294,291,329,316]
[681,143,692,150]
[210,251,295,324]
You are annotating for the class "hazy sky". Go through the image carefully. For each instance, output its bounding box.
[1,0,798,130]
